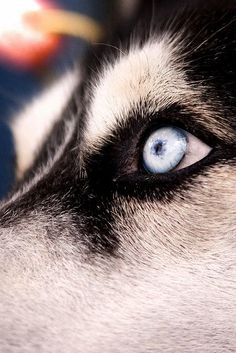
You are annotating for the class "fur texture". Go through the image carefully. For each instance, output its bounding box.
[0,1,236,352]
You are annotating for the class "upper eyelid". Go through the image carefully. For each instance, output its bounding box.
[124,104,226,149]
[136,113,217,151]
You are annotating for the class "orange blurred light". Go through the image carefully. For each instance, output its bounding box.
[0,0,59,68]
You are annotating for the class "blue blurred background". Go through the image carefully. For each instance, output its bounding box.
[0,0,114,198]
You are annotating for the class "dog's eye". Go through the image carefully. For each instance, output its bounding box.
[142,126,212,174]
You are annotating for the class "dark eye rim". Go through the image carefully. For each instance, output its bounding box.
[116,145,229,188]
[85,105,234,192]
[135,117,236,182]
[111,147,236,202]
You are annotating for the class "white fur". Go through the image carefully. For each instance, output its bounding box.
[11,69,79,178]
[6,118,75,206]
[84,37,233,154]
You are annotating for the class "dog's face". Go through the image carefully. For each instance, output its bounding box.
[1,2,236,352]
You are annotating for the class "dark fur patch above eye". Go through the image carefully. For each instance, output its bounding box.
[180,11,236,121]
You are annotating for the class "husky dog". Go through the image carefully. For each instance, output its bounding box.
[1,1,236,352]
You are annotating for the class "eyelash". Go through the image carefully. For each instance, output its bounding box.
[138,118,218,150]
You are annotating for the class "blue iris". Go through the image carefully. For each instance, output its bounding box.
[143,126,187,174]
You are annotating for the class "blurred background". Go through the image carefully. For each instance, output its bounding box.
[0,0,140,199]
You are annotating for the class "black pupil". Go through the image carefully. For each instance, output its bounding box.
[153,140,166,156]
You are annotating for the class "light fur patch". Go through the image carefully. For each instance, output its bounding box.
[11,69,79,178]
[84,36,233,154]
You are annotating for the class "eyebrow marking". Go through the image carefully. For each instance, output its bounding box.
[83,36,234,154]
